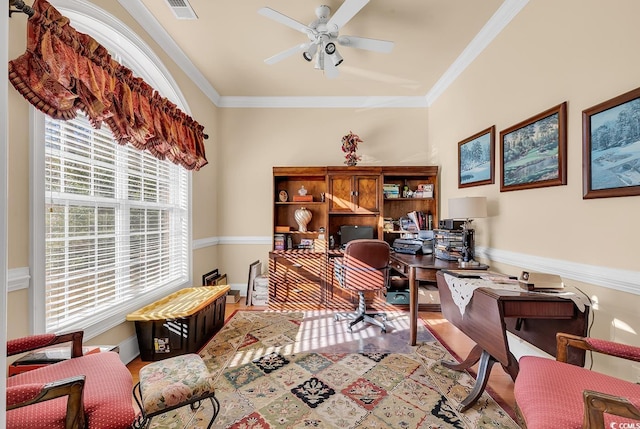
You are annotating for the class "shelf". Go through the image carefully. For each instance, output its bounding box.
[274,230,320,235]
[275,201,325,205]
[273,165,439,251]
[384,197,434,201]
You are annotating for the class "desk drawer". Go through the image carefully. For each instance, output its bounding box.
[391,261,408,275]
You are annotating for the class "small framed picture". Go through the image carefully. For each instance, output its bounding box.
[582,86,640,199]
[299,238,314,249]
[458,126,495,188]
[278,190,288,202]
[202,269,220,286]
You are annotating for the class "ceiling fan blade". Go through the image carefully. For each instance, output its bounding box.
[324,59,340,79]
[326,0,370,32]
[264,43,310,65]
[258,7,314,35]
[337,35,395,53]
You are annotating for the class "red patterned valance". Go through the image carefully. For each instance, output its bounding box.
[8,0,207,170]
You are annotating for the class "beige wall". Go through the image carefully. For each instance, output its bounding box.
[217,108,430,235]
[213,107,430,283]
[429,0,640,378]
[433,0,640,269]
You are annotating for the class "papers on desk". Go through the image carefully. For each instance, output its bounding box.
[443,270,519,284]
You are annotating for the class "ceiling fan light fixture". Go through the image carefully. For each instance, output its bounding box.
[259,1,394,78]
[324,42,343,66]
[302,43,318,62]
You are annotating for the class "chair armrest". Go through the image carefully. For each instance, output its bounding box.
[583,390,640,428]
[556,333,640,364]
[7,375,86,429]
[7,331,84,358]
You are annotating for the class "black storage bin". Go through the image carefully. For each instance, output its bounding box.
[127,286,228,361]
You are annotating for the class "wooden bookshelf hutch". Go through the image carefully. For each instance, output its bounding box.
[272,166,440,250]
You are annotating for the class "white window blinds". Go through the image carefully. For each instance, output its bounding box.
[44,113,189,332]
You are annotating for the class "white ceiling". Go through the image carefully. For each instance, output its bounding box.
[126,0,528,106]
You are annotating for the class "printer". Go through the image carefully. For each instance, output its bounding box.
[392,231,434,255]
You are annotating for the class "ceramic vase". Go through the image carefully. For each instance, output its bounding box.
[294,207,312,232]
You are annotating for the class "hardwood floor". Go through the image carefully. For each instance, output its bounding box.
[126,299,516,413]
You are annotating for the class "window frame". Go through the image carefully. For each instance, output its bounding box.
[30,0,193,338]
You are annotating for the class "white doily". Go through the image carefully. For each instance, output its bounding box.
[442,274,497,316]
[442,273,587,317]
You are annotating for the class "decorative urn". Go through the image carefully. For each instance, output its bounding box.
[294,207,312,232]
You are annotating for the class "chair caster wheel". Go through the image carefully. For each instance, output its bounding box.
[381,329,386,334]
[334,314,339,321]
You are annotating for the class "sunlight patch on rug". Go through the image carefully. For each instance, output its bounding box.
[147,310,519,429]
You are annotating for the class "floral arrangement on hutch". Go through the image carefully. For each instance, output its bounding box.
[341,131,363,166]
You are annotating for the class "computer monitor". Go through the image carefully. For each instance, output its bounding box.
[339,225,374,247]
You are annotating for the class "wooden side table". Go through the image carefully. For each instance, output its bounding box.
[9,344,119,376]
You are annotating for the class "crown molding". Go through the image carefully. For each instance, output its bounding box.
[120,0,222,106]
[218,96,428,109]
[124,0,527,109]
[426,0,529,106]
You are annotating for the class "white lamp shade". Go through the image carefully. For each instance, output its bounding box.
[448,197,487,219]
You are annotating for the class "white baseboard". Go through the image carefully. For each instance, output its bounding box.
[117,334,141,365]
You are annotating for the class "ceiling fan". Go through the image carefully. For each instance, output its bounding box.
[258,0,395,79]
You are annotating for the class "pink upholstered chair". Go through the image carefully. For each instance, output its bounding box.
[6,330,136,429]
[514,332,640,428]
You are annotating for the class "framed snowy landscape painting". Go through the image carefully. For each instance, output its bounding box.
[458,126,495,188]
[583,87,640,199]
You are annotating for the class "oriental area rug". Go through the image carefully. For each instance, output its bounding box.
[148,310,520,429]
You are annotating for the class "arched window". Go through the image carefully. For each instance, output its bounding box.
[31,0,191,337]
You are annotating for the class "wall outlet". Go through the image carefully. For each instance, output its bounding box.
[632,365,640,384]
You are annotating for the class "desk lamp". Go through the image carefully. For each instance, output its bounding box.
[448,197,487,265]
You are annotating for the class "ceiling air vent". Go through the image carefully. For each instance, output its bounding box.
[164,0,198,20]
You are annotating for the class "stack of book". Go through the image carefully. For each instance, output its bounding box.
[274,234,286,250]
[383,183,400,199]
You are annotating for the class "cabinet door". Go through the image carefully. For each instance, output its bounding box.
[328,175,379,213]
[328,175,354,212]
[353,175,380,213]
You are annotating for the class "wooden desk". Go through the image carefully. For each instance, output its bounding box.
[389,253,467,345]
[268,250,486,349]
[435,270,589,411]
[268,250,328,303]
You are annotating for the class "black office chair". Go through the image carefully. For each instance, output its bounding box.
[334,239,390,333]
